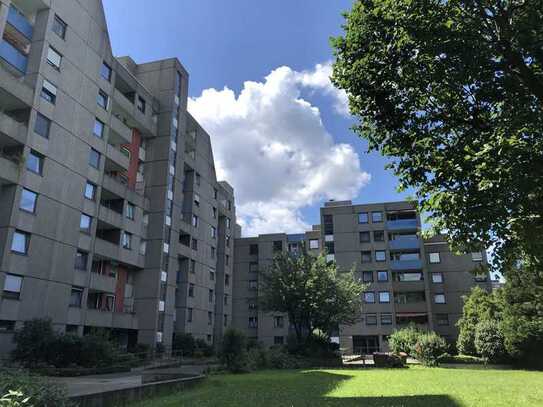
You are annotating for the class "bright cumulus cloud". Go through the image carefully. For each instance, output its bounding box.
[188,61,370,236]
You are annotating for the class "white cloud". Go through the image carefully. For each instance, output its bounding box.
[188,62,370,236]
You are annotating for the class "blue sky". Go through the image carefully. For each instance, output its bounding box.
[103,0,409,235]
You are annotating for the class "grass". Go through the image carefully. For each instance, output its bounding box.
[132,366,543,407]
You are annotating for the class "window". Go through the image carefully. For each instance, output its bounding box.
[212,207,217,219]
[126,203,135,220]
[139,240,147,255]
[210,246,216,259]
[74,250,88,270]
[0,321,15,332]
[84,182,96,201]
[89,148,100,169]
[362,271,373,282]
[93,118,104,138]
[97,89,109,109]
[394,272,423,282]
[213,188,218,199]
[274,336,284,345]
[11,230,29,254]
[80,214,92,233]
[395,291,426,304]
[52,15,67,39]
[309,239,319,249]
[373,230,385,242]
[47,47,62,69]
[70,287,83,307]
[365,313,377,325]
[249,280,258,290]
[226,217,231,229]
[194,172,201,186]
[249,244,259,255]
[274,316,284,328]
[381,313,393,325]
[363,292,375,303]
[248,302,257,310]
[187,308,193,322]
[34,113,51,139]
[224,314,228,327]
[188,283,195,297]
[226,235,231,247]
[41,80,57,104]
[191,214,198,228]
[377,271,388,282]
[26,150,44,175]
[273,240,283,252]
[361,251,372,263]
[224,294,228,305]
[358,212,368,224]
[372,211,383,223]
[137,96,146,113]
[191,238,198,250]
[249,262,258,273]
[379,291,390,303]
[190,259,196,273]
[19,189,37,213]
[194,193,200,207]
[429,252,441,264]
[122,232,132,249]
[209,269,215,280]
[434,294,446,304]
[3,274,22,300]
[226,254,230,265]
[248,317,258,328]
[436,314,449,326]
[432,273,444,283]
[100,62,112,81]
[471,252,483,261]
[375,250,386,262]
[209,289,214,303]
[225,274,230,286]
[211,226,217,239]
[359,231,370,243]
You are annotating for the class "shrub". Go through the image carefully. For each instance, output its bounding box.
[128,343,152,361]
[12,319,56,367]
[437,354,486,364]
[172,333,195,357]
[412,332,448,366]
[475,320,507,363]
[194,339,214,357]
[219,329,247,372]
[78,333,121,368]
[457,329,477,356]
[373,353,404,368]
[0,370,72,407]
[47,334,83,367]
[388,324,423,355]
[246,347,271,371]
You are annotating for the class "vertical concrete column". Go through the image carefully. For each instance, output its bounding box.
[0,0,12,40]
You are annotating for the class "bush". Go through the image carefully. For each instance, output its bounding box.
[172,333,195,357]
[388,324,423,355]
[0,370,72,407]
[475,320,507,363]
[194,339,214,357]
[437,354,486,364]
[373,353,404,368]
[129,343,152,361]
[12,319,56,367]
[457,329,477,356]
[412,332,448,367]
[219,329,247,372]
[78,333,121,368]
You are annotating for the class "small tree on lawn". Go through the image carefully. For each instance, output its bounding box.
[259,248,364,345]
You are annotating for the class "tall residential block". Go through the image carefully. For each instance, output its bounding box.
[0,0,235,354]
[233,200,490,351]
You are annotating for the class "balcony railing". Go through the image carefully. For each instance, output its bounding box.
[8,6,33,40]
[0,40,28,74]
[390,259,422,271]
[386,219,418,231]
[389,237,420,251]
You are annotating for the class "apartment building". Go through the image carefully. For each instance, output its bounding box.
[233,200,490,352]
[0,0,235,354]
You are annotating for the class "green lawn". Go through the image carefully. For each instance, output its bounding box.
[133,366,543,407]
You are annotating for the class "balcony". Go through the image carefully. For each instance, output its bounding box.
[390,259,422,271]
[89,272,116,294]
[0,40,28,74]
[7,6,33,40]
[386,219,418,231]
[0,111,27,145]
[110,115,132,145]
[112,312,138,330]
[105,145,130,171]
[389,236,420,251]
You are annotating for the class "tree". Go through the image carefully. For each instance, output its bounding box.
[331,0,543,275]
[259,249,364,343]
[220,328,248,373]
[456,286,502,355]
[475,320,506,363]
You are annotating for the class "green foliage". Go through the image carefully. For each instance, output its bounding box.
[259,250,364,343]
[437,354,486,365]
[12,319,56,367]
[219,329,248,373]
[412,332,448,367]
[331,0,543,277]
[194,339,214,357]
[475,320,507,363]
[172,333,195,356]
[456,287,502,356]
[0,370,72,407]
[388,324,424,355]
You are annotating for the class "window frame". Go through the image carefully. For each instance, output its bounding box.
[84,181,97,201]
[19,188,37,213]
[431,272,444,283]
[363,291,375,304]
[34,113,51,139]
[375,250,386,262]
[46,47,62,69]
[358,212,369,224]
[93,118,105,138]
[11,230,29,255]
[429,252,441,264]
[79,213,92,233]
[52,14,67,39]
[434,293,446,304]
[3,274,23,300]
[97,89,109,110]
[379,291,391,303]
[371,211,383,223]
[377,270,389,282]
[100,62,112,82]
[26,150,44,175]
[40,79,57,104]
[89,148,101,169]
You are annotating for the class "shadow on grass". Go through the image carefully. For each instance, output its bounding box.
[294,371,460,407]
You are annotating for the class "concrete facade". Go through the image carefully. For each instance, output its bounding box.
[0,0,235,353]
[232,200,490,352]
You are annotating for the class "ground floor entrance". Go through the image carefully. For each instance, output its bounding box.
[352,335,380,354]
